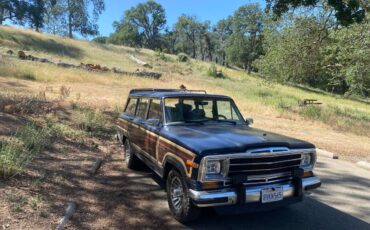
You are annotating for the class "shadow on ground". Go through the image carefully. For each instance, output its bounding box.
[1,135,369,229]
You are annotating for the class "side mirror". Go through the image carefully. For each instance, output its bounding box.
[146,118,161,127]
[245,117,254,126]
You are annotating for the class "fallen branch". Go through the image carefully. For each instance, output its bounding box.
[91,158,103,175]
[129,55,152,68]
[56,202,76,230]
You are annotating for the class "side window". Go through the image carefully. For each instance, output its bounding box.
[148,99,162,120]
[136,98,149,119]
[124,98,137,116]
[217,100,238,120]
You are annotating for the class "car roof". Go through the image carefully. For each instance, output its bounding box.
[129,88,231,99]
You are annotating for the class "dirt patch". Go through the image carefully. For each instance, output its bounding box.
[0,113,25,136]
[0,136,179,229]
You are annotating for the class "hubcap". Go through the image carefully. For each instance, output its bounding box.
[170,176,184,210]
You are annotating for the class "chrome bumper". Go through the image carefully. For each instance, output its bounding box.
[189,176,321,207]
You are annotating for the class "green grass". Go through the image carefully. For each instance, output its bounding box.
[0,123,51,179]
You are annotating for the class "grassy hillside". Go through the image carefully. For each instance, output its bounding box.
[0,25,369,160]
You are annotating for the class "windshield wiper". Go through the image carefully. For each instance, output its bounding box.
[184,120,206,124]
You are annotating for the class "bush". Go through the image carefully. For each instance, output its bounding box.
[207,64,226,78]
[177,53,189,62]
[92,36,108,44]
[155,50,169,61]
[0,138,28,178]
[18,73,36,81]
[0,123,51,179]
[300,106,322,120]
[46,120,86,140]
[16,123,51,154]
[77,108,107,133]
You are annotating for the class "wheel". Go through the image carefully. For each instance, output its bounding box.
[124,139,141,169]
[166,169,201,223]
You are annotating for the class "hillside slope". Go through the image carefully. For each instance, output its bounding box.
[0,26,369,161]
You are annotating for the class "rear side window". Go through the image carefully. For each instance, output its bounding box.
[136,98,149,119]
[148,99,162,120]
[125,98,137,116]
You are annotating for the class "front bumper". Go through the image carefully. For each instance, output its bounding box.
[189,176,321,207]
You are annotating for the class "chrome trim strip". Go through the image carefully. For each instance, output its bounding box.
[229,164,301,173]
[247,147,289,153]
[247,172,291,180]
[302,176,321,190]
[189,176,321,207]
[189,189,237,207]
[229,158,302,166]
[242,177,293,186]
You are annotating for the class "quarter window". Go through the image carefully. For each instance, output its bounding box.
[148,99,162,120]
[136,98,149,119]
[125,98,137,116]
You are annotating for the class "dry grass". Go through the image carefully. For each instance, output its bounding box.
[0,25,369,161]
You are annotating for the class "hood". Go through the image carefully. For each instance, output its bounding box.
[161,124,315,155]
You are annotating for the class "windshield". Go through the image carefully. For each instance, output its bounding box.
[164,97,244,124]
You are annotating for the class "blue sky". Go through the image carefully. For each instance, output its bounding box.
[98,0,263,36]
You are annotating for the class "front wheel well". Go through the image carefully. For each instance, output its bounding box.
[163,162,175,183]
[163,159,187,184]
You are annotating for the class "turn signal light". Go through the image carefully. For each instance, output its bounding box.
[186,160,199,168]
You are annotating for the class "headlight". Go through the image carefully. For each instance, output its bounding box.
[301,153,311,166]
[300,151,316,170]
[205,160,221,174]
[199,158,229,181]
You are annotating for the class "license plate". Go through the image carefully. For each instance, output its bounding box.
[261,186,283,203]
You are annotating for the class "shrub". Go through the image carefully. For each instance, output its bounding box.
[77,108,107,133]
[300,106,322,120]
[155,51,169,61]
[0,123,51,179]
[92,36,108,44]
[177,53,189,62]
[16,123,50,154]
[207,64,226,78]
[59,86,71,99]
[46,120,86,140]
[0,138,28,178]
[18,73,36,81]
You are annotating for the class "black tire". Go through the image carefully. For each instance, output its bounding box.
[124,139,141,170]
[166,169,201,223]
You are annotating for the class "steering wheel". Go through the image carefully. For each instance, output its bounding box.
[216,114,227,120]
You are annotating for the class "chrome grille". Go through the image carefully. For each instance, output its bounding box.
[227,148,302,184]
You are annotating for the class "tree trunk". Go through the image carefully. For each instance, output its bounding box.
[191,32,196,58]
[246,32,257,74]
[0,8,4,25]
[67,0,73,38]
[68,14,72,38]
[247,60,252,74]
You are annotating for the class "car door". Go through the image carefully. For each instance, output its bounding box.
[143,99,163,160]
[132,98,150,153]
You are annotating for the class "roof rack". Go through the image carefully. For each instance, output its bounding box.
[129,88,207,94]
